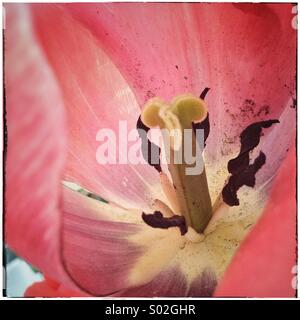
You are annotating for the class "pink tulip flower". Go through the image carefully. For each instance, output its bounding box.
[5,3,296,297]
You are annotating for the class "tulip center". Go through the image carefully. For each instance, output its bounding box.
[140,94,213,234]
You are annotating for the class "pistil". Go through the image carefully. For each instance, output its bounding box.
[141,94,213,233]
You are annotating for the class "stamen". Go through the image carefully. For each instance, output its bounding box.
[141,94,213,234]
[223,152,266,206]
[222,119,279,206]
[200,87,210,100]
[228,120,279,175]
[142,211,187,235]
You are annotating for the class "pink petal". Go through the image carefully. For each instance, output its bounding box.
[62,186,184,295]
[5,5,181,295]
[25,281,63,298]
[30,4,163,210]
[5,4,74,290]
[25,276,88,297]
[214,147,296,297]
[65,3,296,159]
[62,187,143,295]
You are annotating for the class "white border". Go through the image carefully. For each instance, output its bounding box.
[0,0,299,300]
